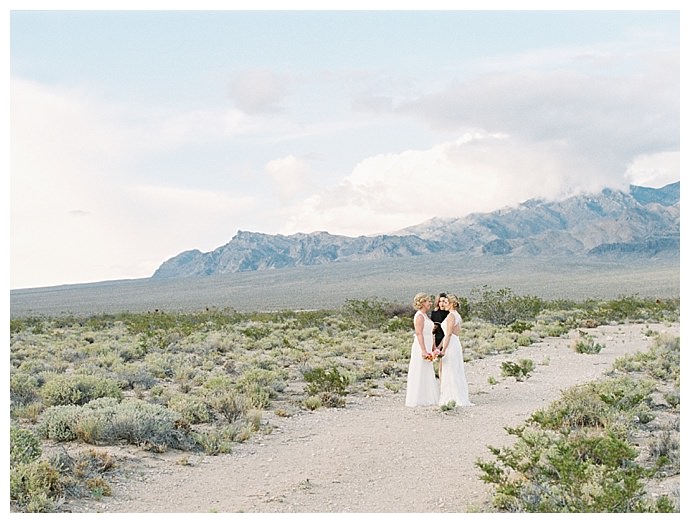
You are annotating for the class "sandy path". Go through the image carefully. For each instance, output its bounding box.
[71,322,678,513]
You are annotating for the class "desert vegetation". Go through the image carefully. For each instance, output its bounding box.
[477,333,680,512]
[9,287,679,512]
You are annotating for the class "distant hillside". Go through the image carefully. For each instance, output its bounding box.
[152,182,679,279]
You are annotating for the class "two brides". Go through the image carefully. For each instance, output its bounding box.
[405,292,473,408]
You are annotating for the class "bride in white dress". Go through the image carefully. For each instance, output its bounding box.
[438,294,473,407]
[405,293,440,407]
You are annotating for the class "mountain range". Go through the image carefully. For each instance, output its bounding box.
[152,182,679,279]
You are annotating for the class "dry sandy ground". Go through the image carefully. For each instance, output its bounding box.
[64,322,679,514]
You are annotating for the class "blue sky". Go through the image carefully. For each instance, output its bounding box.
[8,2,682,289]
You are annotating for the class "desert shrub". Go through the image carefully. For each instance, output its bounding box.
[613,334,679,383]
[11,443,118,512]
[95,398,196,451]
[11,316,48,335]
[477,423,668,512]
[592,295,679,323]
[531,385,616,430]
[194,426,235,455]
[10,425,42,466]
[144,352,184,379]
[596,376,655,412]
[440,400,457,412]
[10,460,62,512]
[38,398,196,451]
[470,286,544,326]
[303,396,322,410]
[572,333,603,354]
[649,429,680,472]
[237,367,287,399]
[318,391,347,408]
[12,402,44,423]
[664,391,679,409]
[501,359,535,381]
[493,332,517,352]
[37,405,84,442]
[303,366,350,396]
[40,374,123,406]
[10,373,42,407]
[241,323,272,341]
[167,394,213,424]
[85,477,112,498]
[206,389,249,423]
[386,315,413,332]
[478,337,679,513]
[242,383,271,409]
[341,297,398,329]
[516,334,533,347]
[510,321,533,334]
[112,362,157,390]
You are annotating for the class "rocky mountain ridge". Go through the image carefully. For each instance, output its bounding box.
[152,182,679,279]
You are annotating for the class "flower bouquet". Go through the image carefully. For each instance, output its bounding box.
[424,350,444,361]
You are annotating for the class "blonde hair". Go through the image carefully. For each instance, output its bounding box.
[413,292,430,310]
[446,294,459,310]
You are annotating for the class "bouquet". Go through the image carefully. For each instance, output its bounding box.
[424,349,444,361]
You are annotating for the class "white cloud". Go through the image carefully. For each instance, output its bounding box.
[280,132,610,236]
[9,77,265,288]
[397,49,679,187]
[265,155,314,202]
[227,69,293,114]
[624,151,680,188]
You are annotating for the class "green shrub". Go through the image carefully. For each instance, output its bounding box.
[318,391,346,408]
[242,383,271,409]
[100,399,196,451]
[10,460,62,512]
[440,400,457,412]
[341,297,402,329]
[38,405,83,442]
[573,332,603,354]
[477,423,669,512]
[470,286,544,326]
[510,321,533,334]
[501,359,535,381]
[194,426,236,455]
[303,396,322,410]
[531,385,615,430]
[237,367,286,399]
[478,337,679,513]
[10,373,41,407]
[10,425,42,466]
[167,394,213,424]
[303,366,350,396]
[40,374,123,406]
[596,376,655,412]
[204,389,248,423]
[38,399,196,451]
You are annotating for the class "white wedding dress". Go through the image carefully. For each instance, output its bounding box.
[439,310,473,406]
[405,311,440,407]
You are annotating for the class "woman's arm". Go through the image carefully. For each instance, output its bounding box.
[414,314,429,356]
[441,313,455,353]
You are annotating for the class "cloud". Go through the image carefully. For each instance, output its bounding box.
[227,69,293,114]
[9,77,267,287]
[280,132,589,236]
[624,151,680,188]
[265,155,314,202]
[396,49,679,188]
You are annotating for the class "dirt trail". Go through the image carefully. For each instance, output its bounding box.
[67,322,678,513]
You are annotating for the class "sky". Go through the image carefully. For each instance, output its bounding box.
[7,2,682,289]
